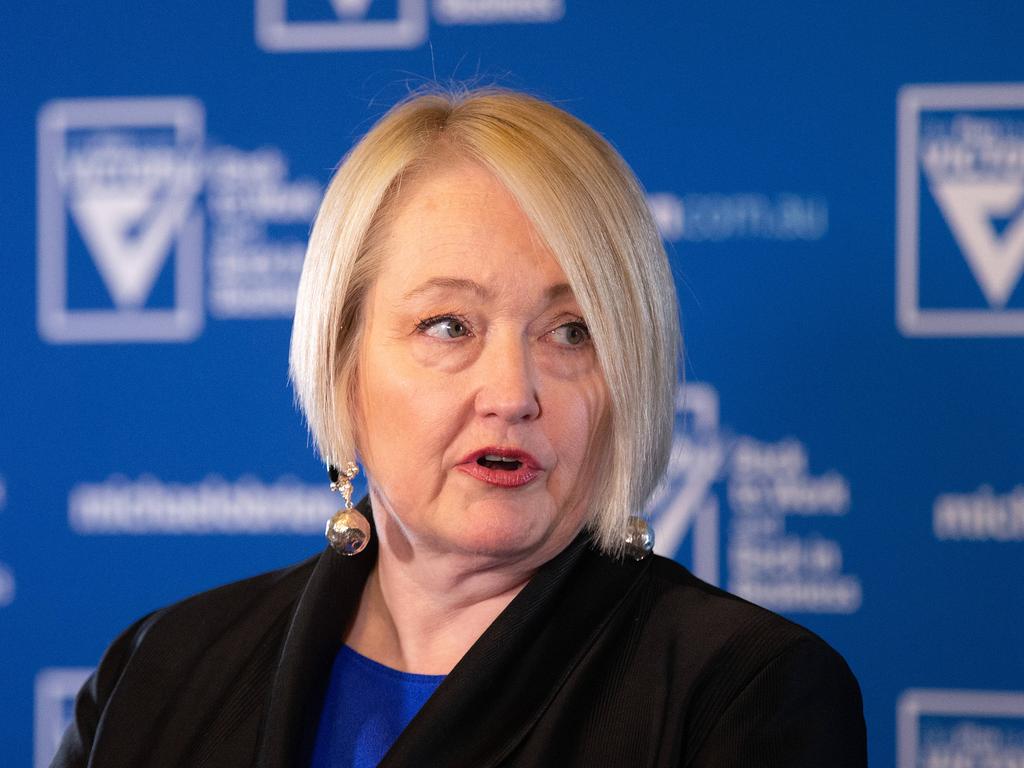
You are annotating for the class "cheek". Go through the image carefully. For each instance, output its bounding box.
[357,346,463,478]
[547,378,609,487]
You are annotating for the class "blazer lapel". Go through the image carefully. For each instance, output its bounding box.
[381,535,651,767]
[256,497,376,768]
[257,495,650,768]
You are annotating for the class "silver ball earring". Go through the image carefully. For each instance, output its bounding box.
[325,462,371,556]
[623,515,655,560]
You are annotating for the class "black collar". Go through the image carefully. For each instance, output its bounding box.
[257,497,651,767]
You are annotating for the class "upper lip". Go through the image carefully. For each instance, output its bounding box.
[458,446,543,469]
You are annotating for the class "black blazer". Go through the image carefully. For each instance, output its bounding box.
[54,500,867,767]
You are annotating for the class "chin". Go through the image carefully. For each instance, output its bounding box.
[437,497,556,559]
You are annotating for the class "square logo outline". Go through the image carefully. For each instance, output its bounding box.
[255,0,428,51]
[897,83,1024,337]
[897,688,1024,768]
[34,667,94,768]
[37,97,206,344]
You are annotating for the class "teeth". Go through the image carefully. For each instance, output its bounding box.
[484,454,518,462]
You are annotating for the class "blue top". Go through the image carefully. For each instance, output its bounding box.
[309,645,446,768]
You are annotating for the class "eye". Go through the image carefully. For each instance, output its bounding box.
[417,315,471,340]
[551,321,591,347]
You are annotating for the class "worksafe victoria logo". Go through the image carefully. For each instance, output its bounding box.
[898,84,1024,336]
[255,0,562,51]
[37,97,320,343]
[37,98,205,343]
[256,0,428,51]
[898,689,1024,768]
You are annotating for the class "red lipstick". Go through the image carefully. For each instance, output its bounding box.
[456,447,542,488]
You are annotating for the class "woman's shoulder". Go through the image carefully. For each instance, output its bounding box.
[637,553,866,761]
[52,551,328,766]
[578,546,861,694]
[124,549,323,649]
[642,553,842,660]
[83,551,325,697]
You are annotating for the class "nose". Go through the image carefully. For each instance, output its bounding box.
[473,331,541,423]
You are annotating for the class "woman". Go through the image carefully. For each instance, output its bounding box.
[54,87,867,767]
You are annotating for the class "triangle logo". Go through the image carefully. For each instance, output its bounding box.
[927,179,1024,308]
[330,0,375,18]
[68,169,202,309]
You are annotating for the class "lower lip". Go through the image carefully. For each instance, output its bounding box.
[456,462,541,488]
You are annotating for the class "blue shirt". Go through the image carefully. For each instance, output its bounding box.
[309,645,446,768]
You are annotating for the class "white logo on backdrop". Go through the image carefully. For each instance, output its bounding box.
[898,83,1024,336]
[37,98,206,343]
[647,384,722,583]
[933,484,1024,541]
[256,0,428,51]
[34,668,93,768]
[0,474,14,609]
[68,475,335,534]
[647,384,861,614]
[898,689,1024,768]
[255,0,562,51]
[37,98,321,343]
[648,192,828,243]
[0,564,13,609]
[434,0,563,25]
[206,147,321,318]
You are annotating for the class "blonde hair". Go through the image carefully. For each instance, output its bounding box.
[289,87,680,554]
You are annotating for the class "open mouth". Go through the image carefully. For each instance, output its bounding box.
[457,447,540,488]
[477,455,523,471]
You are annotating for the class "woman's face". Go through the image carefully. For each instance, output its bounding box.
[353,160,609,565]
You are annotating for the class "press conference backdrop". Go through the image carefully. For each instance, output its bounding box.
[3,1,1023,765]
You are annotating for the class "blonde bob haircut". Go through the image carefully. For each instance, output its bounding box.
[289,86,681,555]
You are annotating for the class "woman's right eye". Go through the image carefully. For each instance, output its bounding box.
[417,315,470,340]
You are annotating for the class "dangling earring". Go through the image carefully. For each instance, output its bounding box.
[623,515,655,561]
[325,462,371,556]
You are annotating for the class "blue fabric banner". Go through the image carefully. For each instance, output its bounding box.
[3,2,1023,765]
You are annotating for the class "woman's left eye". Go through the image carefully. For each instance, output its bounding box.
[551,321,591,347]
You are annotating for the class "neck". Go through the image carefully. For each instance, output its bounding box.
[344,502,551,675]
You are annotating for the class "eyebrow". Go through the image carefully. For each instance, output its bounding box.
[402,277,573,303]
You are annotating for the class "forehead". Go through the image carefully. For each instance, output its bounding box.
[375,161,571,297]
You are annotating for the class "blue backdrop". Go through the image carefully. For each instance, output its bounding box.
[4,2,1023,766]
